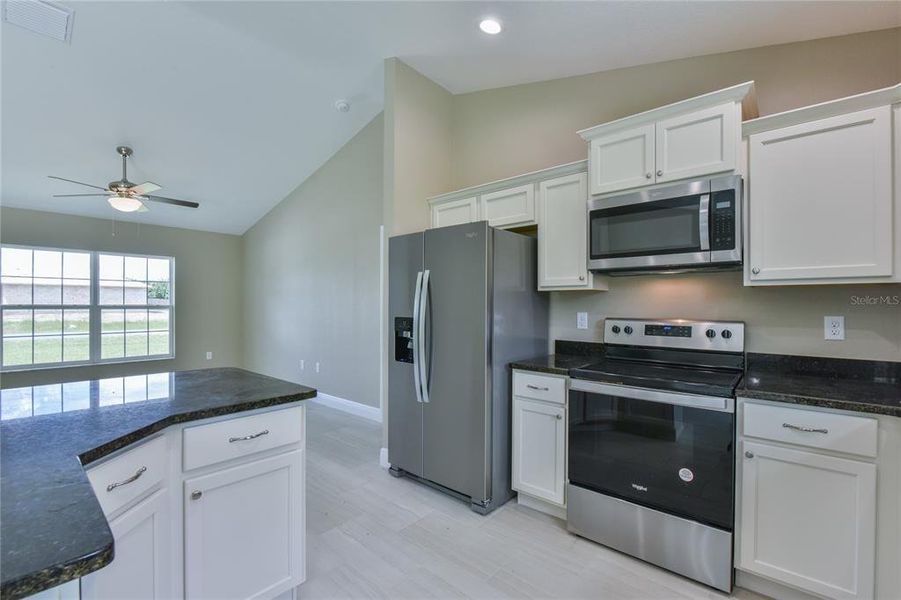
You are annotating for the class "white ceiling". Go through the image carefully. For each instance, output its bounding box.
[2,1,899,235]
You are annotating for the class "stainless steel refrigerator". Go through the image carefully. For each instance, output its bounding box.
[388,221,548,514]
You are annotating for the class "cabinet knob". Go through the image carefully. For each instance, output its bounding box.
[751,267,760,275]
[191,490,203,500]
[656,170,663,177]
[556,414,562,420]
[744,451,754,459]
[645,173,652,179]
[579,275,585,281]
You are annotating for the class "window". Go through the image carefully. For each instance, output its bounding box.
[1,246,174,370]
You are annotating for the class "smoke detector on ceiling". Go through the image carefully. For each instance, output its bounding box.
[334,99,350,113]
[3,0,74,43]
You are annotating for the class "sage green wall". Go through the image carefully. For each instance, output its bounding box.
[0,207,244,388]
[243,114,383,408]
[446,28,901,361]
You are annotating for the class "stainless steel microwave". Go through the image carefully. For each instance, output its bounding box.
[588,175,741,273]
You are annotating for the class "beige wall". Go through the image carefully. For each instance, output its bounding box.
[0,207,244,388]
[243,114,383,408]
[445,27,901,361]
[451,27,901,188]
[383,58,454,236]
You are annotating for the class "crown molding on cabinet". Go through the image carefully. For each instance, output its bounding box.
[428,160,587,206]
[577,81,758,141]
[743,82,901,137]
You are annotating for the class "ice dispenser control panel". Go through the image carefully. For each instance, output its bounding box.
[394,317,414,363]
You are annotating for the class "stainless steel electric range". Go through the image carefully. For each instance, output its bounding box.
[566,318,744,593]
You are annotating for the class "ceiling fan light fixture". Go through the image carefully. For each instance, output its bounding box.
[108,195,145,213]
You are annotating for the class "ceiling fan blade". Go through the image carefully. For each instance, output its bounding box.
[53,193,111,197]
[128,182,162,195]
[137,203,150,213]
[48,176,109,191]
[145,195,200,209]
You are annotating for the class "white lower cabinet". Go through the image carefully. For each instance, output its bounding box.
[511,371,567,514]
[80,404,306,600]
[739,441,876,600]
[184,450,305,600]
[81,489,171,600]
[512,397,565,505]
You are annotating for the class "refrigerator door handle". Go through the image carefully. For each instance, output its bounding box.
[412,271,424,403]
[419,269,431,403]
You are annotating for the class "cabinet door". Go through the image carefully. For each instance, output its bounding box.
[81,489,171,600]
[184,451,304,600]
[748,106,892,282]
[430,196,478,229]
[481,184,536,228]
[512,397,565,506]
[739,441,875,600]
[538,173,590,289]
[588,124,655,195]
[655,103,737,183]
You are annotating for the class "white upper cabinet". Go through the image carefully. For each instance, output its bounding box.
[743,84,901,285]
[430,196,478,229]
[655,103,737,183]
[537,173,606,291]
[579,82,756,197]
[481,184,536,228]
[588,124,655,195]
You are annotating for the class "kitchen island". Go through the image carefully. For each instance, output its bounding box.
[0,367,315,600]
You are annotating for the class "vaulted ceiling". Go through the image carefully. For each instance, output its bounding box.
[2,1,899,234]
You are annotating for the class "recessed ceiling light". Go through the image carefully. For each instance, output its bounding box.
[479,18,502,35]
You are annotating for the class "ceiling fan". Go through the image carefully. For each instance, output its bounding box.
[49,146,200,213]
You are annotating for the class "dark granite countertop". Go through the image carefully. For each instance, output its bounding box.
[739,353,900,418]
[0,368,316,600]
[509,340,604,375]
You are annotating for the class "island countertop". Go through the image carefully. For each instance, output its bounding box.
[0,367,316,600]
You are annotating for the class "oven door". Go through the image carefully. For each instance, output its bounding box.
[568,380,734,531]
[588,180,710,271]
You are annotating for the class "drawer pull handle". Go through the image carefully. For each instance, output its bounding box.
[229,429,270,443]
[526,384,549,391]
[106,466,147,492]
[782,423,828,434]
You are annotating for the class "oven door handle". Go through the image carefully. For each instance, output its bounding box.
[698,193,710,251]
[569,380,734,413]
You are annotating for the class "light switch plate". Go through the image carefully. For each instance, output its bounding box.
[577,312,589,330]
[205,351,213,360]
[824,316,845,340]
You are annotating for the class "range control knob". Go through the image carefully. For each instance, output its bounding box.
[611,325,621,334]
[721,329,733,339]
[623,326,633,335]
[705,329,717,339]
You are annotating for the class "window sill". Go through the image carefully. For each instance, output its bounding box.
[0,355,176,374]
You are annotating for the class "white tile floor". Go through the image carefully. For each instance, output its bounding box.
[300,402,767,600]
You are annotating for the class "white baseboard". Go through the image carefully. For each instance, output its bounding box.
[379,447,390,469]
[516,492,566,520]
[312,393,382,423]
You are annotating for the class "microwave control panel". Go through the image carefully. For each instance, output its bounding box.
[710,189,736,251]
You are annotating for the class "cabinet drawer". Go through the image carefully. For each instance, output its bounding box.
[742,402,877,458]
[87,435,167,517]
[513,372,566,404]
[183,405,304,471]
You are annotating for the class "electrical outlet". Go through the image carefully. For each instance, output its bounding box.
[205,351,213,360]
[824,316,845,340]
[577,312,589,330]
[300,359,305,371]
[315,362,320,373]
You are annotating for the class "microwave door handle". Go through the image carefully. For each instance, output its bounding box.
[419,270,431,403]
[412,271,424,403]
[698,193,710,251]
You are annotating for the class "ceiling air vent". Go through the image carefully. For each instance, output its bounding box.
[2,0,74,43]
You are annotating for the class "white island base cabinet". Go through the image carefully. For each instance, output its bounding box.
[80,403,306,600]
